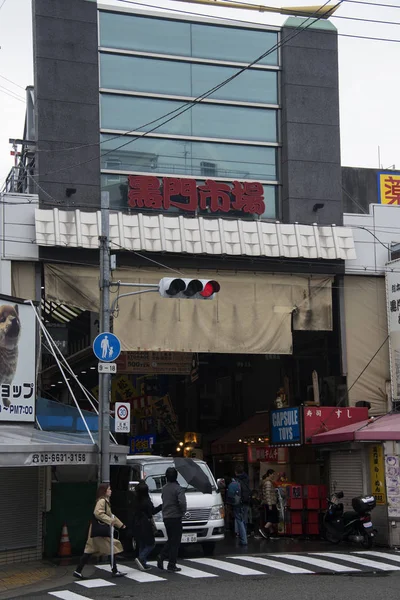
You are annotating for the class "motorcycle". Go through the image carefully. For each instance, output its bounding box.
[323,491,377,548]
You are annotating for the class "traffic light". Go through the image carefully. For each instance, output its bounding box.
[159,278,220,299]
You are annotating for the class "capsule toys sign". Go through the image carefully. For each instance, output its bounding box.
[270,407,302,446]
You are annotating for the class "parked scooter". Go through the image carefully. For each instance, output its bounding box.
[323,491,377,548]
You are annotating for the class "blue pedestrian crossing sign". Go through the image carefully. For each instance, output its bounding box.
[93,332,121,362]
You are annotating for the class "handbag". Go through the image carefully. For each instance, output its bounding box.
[90,499,113,538]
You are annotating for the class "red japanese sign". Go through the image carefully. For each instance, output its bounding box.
[303,406,369,443]
[247,445,289,464]
[127,175,266,215]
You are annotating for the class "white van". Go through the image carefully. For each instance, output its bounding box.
[126,455,225,554]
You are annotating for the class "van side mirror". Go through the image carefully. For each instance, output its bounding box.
[217,478,225,490]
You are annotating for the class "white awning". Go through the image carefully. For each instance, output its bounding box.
[35,209,356,260]
[45,264,333,355]
[0,425,128,468]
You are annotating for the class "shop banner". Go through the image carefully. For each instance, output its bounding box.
[303,406,369,442]
[129,435,155,455]
[385,455,400,516]
[270,408,301,446]
[386,266,400,403]
[116,351,192,375]
[0,299,36,423]
[369,444,387,505]
[247,445,289,464]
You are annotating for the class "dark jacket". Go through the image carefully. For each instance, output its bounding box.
[162,481,187,519]
[132,494,162,547]
[236,472,251,505]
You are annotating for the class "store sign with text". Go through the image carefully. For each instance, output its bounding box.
[247,445,289,464]
[129,435,155,455]
[127,175,266,215]
[117,351,192,375]
[386,266,400,402]
[378,171,400,205]
[270,408,301,446]
[303,406,369,442]
[369,444,386,505]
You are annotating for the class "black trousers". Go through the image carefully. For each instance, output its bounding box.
[160,518,182,567]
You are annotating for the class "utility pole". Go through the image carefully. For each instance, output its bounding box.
[98,191,110,483]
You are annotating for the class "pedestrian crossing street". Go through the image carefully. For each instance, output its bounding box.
[48,551,400,600]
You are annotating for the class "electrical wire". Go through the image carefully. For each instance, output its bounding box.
[29,0,341,176]
[342,0,400,8]
[0,87,25,103]
[0,74,25,91]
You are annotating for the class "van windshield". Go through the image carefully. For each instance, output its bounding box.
[143,462,216,493]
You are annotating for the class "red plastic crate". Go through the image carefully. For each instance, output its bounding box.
[305,485,319,499]
[305,498,320,510]
[306,511,319,524]
[319,485,328,499]
[289,511,303,524]
[286,523,303,535]
[288,498,304,510]
[306,523,320,535]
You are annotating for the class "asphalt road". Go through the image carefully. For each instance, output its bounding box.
[12,549,400,600]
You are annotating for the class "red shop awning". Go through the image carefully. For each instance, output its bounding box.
[312,413,400,444]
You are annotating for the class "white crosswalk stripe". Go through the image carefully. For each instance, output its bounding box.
[188,557,266,575]
[50,592,91,600]
[47,550,400,599]
[274,554,360,572]
[312,552,400,571]
[148,561,218,578]
[75,578,115,588]
[230,555,314,574]
[95,563,165,582]
[354,551,400,564]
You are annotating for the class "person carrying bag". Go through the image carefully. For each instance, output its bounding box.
[74,484,127,579]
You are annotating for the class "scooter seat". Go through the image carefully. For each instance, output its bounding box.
[343,510,359,523]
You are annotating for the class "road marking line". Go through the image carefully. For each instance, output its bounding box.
[354,551,400,564]
[188,558,266,575]
[50,592,91,600]
[230,555,314,574]
[275,554,359,572]
[313,552,400,571]
[148,562,217,578]
[96,563,165,582]
[75,577,115,588]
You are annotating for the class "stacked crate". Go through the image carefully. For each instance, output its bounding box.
[285,485,303,535]
[304,485,319,535]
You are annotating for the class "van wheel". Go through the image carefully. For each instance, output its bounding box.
[202,542,216,556]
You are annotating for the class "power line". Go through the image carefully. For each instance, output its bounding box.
[0,87,25,103]
[0,74,25,91]
[0,0,7,11]
[30,0,342,179]
[342,0,400,8]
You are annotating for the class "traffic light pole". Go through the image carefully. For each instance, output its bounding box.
[99,191,111,484]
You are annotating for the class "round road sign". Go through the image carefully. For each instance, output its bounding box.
[116,404,129,420]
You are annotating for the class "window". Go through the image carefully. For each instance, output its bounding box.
[99,11,279,66]
[100,53,278,105]
[100,135,277,181]
[100,94,278,143]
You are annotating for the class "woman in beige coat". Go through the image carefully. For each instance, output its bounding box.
[74,483,126,579]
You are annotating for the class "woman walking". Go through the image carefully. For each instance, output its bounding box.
[259,469,278,539]
[74,483,127,579]
[132,481,162,571]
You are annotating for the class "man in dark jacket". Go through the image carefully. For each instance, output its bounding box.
[157,467,187,572]
[235,464,251,536]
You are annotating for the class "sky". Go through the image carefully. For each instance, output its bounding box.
[0,0,399,188]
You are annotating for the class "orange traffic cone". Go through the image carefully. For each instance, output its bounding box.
[58,523,72,563]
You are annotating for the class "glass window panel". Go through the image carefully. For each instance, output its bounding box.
[100,53,278,105]
[99,12,279,66]
[100,134,277,181]
[191,23,278,66]
[101,174,277,219]
[100,94,277,142]
[99,11,191,56]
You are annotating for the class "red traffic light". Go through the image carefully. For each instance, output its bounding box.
[200,280,221,298]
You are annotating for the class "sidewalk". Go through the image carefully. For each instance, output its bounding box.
[0,561,71,600]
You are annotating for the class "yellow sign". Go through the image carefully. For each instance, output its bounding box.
[369,444,386,505]
[378,172,400,205]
